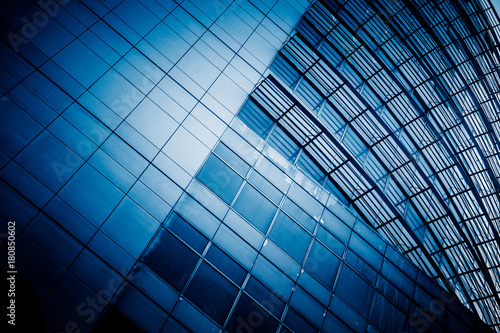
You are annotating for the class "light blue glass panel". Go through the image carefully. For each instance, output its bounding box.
[268,212,311,263]
[196,154,244,204]
[126,97,178,148]
[233,183,277,233]
[282,198,316,232]
[248,170,283,204]
[214,143,250,176]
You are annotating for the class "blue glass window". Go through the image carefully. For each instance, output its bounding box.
[53,39,108,88]
[270,54,301,88]
[370,292,407,332]
[226,293,279,333]
[101,197,159,258]
[184,262,238,325]
[316,226,346,257]
[268,212,311,263]
[296,152,325,183]
[282,307,317,333]
[165,213,208,254]
[0,100,42,156]
[205,245,247,286]
[268,126,300,163]
[248,171,283,204]
[214,143,250,176]
[142,229,199,292]
[238,99,273,139]
[16,131,83,191]
[282,198,316,232]
[244,276,285,318]
[196,154,243,204]
[304,240,340,288]
[233,183,277,233]
[58,164,123,227]
[335,265,374,316]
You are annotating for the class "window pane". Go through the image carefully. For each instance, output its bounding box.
[214,143,250,176]
[282,198,316,232]
[226,293,279,333]
[370,292,407,332]
[248,171,283,204]
[205,245,247,286]
[269,212,310,263]
[268,126,299,162]
[142,228,199,291]
[233,184,277,233]
[165,213,208,254]
[244,276,285,318]
[238,99,273,139]
[304,240,340,288]
[296,152,324,183]
[282,307,317,333]
[316,226,345,257]
[335,265,374,317]
[184,262,238,325]
[196,154,243,204]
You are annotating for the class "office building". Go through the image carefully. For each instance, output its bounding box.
[0,0,499,332]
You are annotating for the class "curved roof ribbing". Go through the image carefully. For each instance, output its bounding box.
[248,0,500,329]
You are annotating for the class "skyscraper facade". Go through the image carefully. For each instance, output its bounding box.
[0,0,498,332]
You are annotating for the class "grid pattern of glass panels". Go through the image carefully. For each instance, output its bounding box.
[266,0,500,329]
[0,0,311,331]
[0,0,497,332]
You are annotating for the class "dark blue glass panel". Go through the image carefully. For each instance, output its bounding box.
[335,265,374,317]
[282,307,317,333]
[58,164,124,227]
[101,197,159,258]
[165,212,208,254]
[370,292,407,332]
[142,228,199,292]
[324,178,350,206]
[226,293,279,333]
[15,131,83,191]
[296,152,325,183]
[322,311,354,333]
[233,183,277,233]
[377,277,410,312]
[53,39,108,88]
[0,99,42,156]
[205,245,247,286]
[184,262,238,325]
[316,226,346,257]
[345,250,378,284]
[270,54,301,88]
[244,276,285,318]
[268,212,310,263]
[305,240,340,288]
[196,154,243,204]
[238,99,273,139]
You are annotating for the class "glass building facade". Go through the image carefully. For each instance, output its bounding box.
[0,0,499,332]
